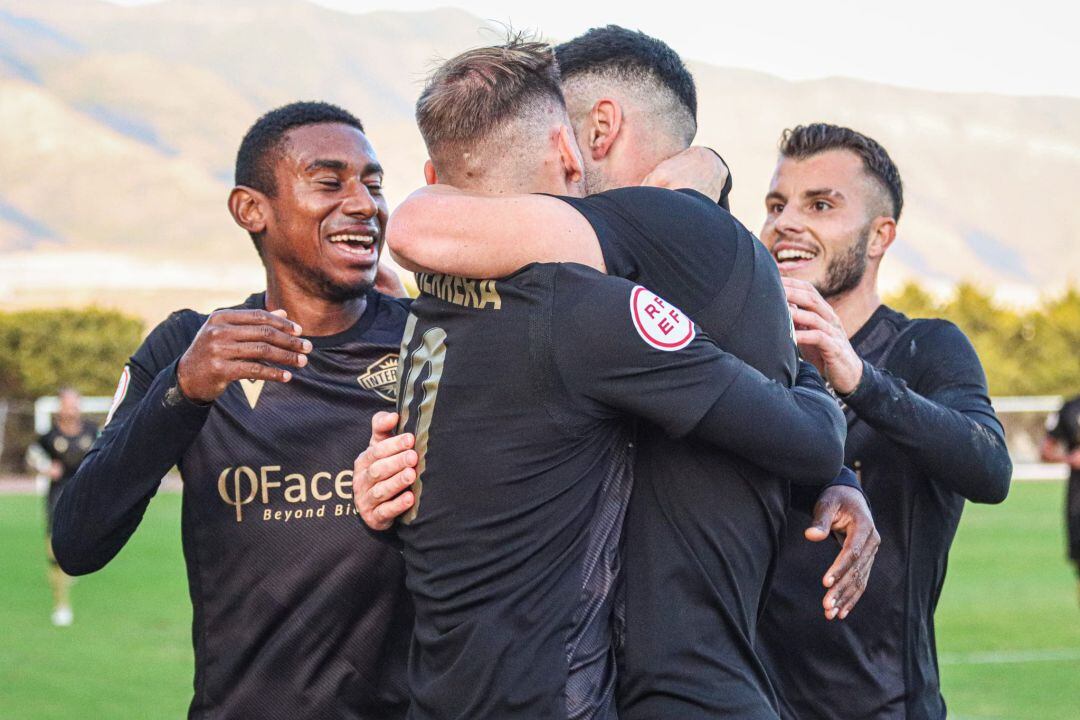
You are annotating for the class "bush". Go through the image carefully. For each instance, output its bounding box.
[0,307,144,400]
[886,283,1080,396]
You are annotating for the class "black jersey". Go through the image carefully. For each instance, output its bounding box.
[758,305,1012,720]
[38,420,98,534]
[1047,395,1080,561]
[395,261,844,720]
[52,291,413,720]
[558,187,842,719]
[38,420,98,483]
[1050,397,1080,453]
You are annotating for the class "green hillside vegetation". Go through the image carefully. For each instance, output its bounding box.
[887,283,1080,396]
[0,283,1075,403]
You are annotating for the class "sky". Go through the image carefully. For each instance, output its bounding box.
[107,0,1080,98]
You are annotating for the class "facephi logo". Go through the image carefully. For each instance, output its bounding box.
[358,353,399,402]
[217,465,354,522]
[629,286,695,351]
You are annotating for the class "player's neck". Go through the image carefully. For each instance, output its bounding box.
[263,284,368,338]
[828,281,882,339]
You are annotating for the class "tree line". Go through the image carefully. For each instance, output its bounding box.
[0,284,1076,401]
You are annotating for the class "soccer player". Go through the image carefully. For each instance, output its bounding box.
[51,102,413,719]
[25,387,97,626]
[1041,394,1080,598]
[755,123,1013,720]
[364,28,878,719]
[361,36,861,720]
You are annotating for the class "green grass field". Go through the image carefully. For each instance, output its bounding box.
[1,483,1078,719]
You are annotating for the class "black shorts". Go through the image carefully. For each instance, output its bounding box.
[45,482,65,537]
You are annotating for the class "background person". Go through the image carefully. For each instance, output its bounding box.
[1041,394,1080,600]
[25,387,97,627]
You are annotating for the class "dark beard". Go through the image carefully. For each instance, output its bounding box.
[295,263,373,303]
[817,223,871,300]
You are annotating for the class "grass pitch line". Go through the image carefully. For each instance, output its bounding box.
[939,648,1080,665]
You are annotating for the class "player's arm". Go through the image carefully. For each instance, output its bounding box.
[386,184,605,276]
[1041,407,1077,463]
[1040,435,1068,463]
[787,278,1012,503]
[844,324,1011,502]
[552,269,846,485]
[387,146,728,278]
[51,309,310,575]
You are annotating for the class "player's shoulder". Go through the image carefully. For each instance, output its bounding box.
[586,185,720,216]
[552,261,634,295]
[375,291,412,318]
[367,290,412,338]
[904,316,974,353]
[887,315,985,385]
[130,308,205,371]
[145,308,206,349]
[551,263,696,352]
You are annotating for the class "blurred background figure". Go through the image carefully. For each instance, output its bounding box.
[1041,395,1080,601]
[24,388,98,627]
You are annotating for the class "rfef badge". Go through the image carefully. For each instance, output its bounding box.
[630,286,695,352]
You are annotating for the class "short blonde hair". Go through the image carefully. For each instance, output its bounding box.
[416,35,565,158]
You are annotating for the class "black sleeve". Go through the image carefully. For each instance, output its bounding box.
[51,311,210,575]
[707,148,733,210]
[551,267,846,485]
[554,187,739,317]
[789,466,865,517]
[841,320,1012,504]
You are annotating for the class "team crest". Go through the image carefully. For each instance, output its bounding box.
[358,353,400,402]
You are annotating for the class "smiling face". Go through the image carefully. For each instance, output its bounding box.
[258,122,388,302]
[761,149,886,299]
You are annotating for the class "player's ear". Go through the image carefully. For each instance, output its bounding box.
[867,215,897,260]
[424,159,438,186]
[557,124,584,186]
[229,186,268,235]
[587,98,622,161]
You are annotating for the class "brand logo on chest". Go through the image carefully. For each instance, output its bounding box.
[358,353,400,402]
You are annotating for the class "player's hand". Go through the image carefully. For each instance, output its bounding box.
[1068,448,1080,470]
[641,146,730,203]
[48,460,64,481]
[177,309,311,403]
[805,484,880,620]
[783,277,864,395]
[354,411,417,531]
[375,263,409,299]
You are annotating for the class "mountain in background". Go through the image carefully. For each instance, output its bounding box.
[1,0,1077,325]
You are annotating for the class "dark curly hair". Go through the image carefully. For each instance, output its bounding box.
[235,101,364,196]
[779,123,904,220]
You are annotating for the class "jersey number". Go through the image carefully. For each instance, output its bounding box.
[396,316,447,524]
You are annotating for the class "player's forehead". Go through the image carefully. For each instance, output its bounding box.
[770,149,866,197]
[278,122,381,175]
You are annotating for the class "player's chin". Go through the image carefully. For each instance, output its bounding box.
[322,269,376,301]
